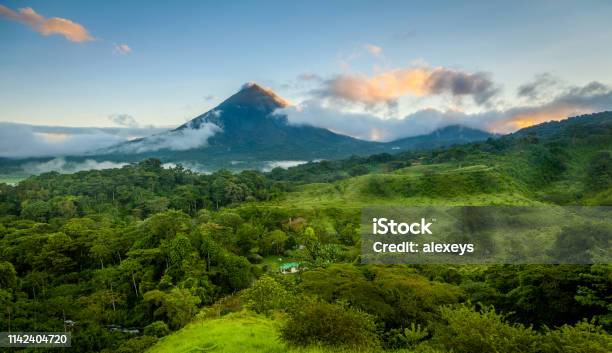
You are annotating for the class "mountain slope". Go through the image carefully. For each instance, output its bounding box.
[104,83,386,162]
[98,83,493,164]
[0,83,496,175]
[511,111,612,139]
[389,125,495,150]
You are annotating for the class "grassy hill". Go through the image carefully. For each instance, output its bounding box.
[266,163,537,209]
[147,311,368,353]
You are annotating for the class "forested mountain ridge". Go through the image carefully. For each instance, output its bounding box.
[0,112,610,352]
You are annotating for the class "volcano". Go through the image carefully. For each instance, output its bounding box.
[173,82,380,155]
[95,82,493,168]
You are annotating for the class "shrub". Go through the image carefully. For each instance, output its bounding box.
[242,275,290,314]
[115,336,158,353]
[433,304,538,353]
[383,323,430,349]
[539,320,612,353]
[280,299,379,349]
[144,321,170,337]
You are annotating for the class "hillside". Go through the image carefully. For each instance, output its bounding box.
[0,112,610,353]
[147,311,352,353]
[389,125,494,150]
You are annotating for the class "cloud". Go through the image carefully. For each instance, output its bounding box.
[316,66,498,106]
[21,158,128,174]
[262,160,308,172]
[110,124,221,153]
[364,44,383,56]
[280,102,471,141]
[279,81,612,140]
[297,73,323,82]
[493,81,612,131]
[393,29,416,41]
[425,69,498,105]
[108,114,139,128]
[114,43,132,54]
[0,5,93,42]
[0,123,165,158]
[517,73,561,101]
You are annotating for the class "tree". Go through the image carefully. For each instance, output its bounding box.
[218,253,251,291]
[281,299,379,349]
[242,275,290,314]
[141,210,191,248]
[0,261,17,289]
[20,200,51,221]
[144,288,201,329]
[299,226,320,260]
[144,321,170,337]
[169,234,193,267]
[587,151,612,191]
[262,230,288,255]
[433,304,538,353]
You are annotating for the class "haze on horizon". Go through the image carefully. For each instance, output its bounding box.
[1,1,612,148]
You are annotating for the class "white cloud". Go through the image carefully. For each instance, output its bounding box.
[108,114,139,128]
[262,160,308,172]
[114,43,132,54]
[110,124,221,153]
[0,123,165,158]
[21,158,127,174]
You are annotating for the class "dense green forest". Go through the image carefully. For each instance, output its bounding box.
[1,113,611,352]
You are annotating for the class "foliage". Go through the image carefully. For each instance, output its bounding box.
[433,304,538,353]
[281,299,380,349]
[242,275,290,314]
[144,320,170,337]
[1,113,612,352]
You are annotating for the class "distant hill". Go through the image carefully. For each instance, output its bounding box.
[511,111,612,139]
[389,125,495,150]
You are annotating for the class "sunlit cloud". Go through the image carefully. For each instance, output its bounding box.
[316,66,498,106]
[364,43,383,56]
[0,5,93,42]
[279,81,612,140]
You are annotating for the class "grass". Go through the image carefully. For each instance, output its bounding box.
[260,163,540,210]
[147,311,382,353]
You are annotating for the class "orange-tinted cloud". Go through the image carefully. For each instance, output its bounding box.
[0,5,93,42]
[490,105,589,133]
[325,68,431,104]
[320,67,498,106]
[364,43,383,56]
[491,81,612,133]
[282,81,612,140]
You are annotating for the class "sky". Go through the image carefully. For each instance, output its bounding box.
[1,0,612,153]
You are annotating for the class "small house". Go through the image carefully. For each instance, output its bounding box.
[279,262,303,274]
